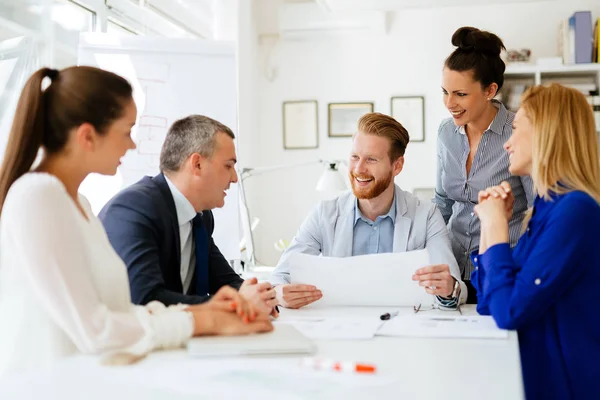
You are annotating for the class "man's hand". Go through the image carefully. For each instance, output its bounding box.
[412,264,455,298]
[238,277,278,316]
[275,284,322,309]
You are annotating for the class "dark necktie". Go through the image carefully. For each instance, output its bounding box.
[193,214,209,296]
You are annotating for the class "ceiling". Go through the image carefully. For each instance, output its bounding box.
[306,0,554,11]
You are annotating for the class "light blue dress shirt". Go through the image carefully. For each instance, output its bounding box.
[164,175,197,294]
[352,198,396,256]
[352,196,457,306]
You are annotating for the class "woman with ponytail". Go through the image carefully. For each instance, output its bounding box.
[430,27,534,304]
[0,67,272,375]
[472,83,600,399]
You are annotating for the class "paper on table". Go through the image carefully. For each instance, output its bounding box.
[377,315,508,339]
[289,250,434,307]
[275,318,384,340]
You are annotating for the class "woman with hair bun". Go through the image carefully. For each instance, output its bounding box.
[432,27,534,304]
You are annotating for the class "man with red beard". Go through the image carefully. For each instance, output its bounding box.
[271,113,466,309]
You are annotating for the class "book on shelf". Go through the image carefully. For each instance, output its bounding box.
[559,11,593,64]
[594,17,600,63]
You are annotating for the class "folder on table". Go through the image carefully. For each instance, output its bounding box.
[187,324,316,357]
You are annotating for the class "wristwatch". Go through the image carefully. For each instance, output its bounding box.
[442,279,461,300]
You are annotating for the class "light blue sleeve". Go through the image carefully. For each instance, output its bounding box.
[269,204,324,285]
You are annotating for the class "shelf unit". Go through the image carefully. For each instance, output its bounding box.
[501,64,600,126]
[504,63,600,86]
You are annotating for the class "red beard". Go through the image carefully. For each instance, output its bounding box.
[349,171,393,199]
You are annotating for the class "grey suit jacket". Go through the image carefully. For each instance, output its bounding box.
[270,184,467,304]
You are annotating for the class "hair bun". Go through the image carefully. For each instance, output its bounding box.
[451,26,505,56]
[45,68,60,80]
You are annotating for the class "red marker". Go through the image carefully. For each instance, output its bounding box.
[300,357,376,374]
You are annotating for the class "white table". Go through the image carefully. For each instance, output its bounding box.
[0,306,523,400]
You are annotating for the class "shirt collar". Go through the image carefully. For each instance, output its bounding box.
[164,175,197,226]
[353,195,397,226]
[456,100,509,136]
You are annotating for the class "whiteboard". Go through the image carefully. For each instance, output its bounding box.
[78,34,240,261]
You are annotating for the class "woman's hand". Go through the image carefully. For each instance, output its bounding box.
[477,181,514,222]
[186,286,273,336]
[475,182,512,252]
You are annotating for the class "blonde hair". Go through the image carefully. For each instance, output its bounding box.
[520,83,600,227]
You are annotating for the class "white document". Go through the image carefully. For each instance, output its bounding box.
[289,250,434,307]
[275,318,384,340]
[377,315,509,339]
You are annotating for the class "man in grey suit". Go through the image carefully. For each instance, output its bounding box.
[270,112,466,309]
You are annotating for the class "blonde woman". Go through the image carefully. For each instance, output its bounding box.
[472,83,600,400]
[0,67,272,376]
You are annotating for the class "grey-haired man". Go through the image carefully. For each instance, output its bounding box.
[100,115,277,315]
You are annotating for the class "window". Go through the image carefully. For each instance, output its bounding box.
[27,0,96,32]
[107,19,139,36]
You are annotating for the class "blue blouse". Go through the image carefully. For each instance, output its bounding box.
[471,191,600,400]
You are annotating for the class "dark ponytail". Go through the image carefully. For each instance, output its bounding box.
[0,68,54,212]
[445,26,506,91]
[0,66,132,213]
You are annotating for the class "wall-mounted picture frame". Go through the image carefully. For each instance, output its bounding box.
[328,102,374,138]
[282,100,319,150]
[391,96,425,142]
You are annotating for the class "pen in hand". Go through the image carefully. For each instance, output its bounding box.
[380,310,399,320]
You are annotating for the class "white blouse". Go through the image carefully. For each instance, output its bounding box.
[0,173,193,376]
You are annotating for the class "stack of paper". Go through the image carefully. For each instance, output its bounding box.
[376,315,508,339]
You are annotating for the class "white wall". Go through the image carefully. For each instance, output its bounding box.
[236,0,263,266]
[237,0,260,167]
[246,0,600,266]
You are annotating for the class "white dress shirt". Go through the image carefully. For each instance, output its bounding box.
[164,176,197,294]
[0,173,193,376]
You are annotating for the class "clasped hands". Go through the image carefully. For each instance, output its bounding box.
[184,277,281,336]
[412,182,515,297]
[474,180,514,225]
[185,285,273,336]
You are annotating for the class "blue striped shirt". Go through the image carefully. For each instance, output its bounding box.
[433,101,534,280]
[352,197,396,256]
